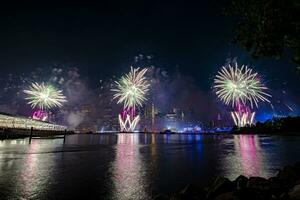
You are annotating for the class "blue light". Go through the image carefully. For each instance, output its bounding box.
[255,112,273,122]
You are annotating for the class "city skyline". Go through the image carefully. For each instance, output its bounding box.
[0,1,299,130]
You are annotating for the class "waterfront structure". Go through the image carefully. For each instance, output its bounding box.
[0,113,66,131]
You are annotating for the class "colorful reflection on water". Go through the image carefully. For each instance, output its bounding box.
[235,135,264,177]
[0,139,61,199]
[222,135,271,179]
[111,134,148,199]
[0,134,300,199]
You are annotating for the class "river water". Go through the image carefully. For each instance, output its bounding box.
[0,133,300,199]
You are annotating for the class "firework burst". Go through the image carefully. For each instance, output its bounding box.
[213,63,271,108]
[24,82,67,109]
[112,67,150,109]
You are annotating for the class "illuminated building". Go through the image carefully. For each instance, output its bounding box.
[74,105,97,132]
[163,108,185,131]
[0,113,66,131]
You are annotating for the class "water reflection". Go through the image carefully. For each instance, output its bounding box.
[19,140,41,198]
[111,134,149,200]
[223,135,270,179]
[17,140,56,199]
[236,135,263,177]
[0,139,58,199]
[1,134,299,199]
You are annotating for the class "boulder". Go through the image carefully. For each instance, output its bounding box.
[235,188,272,200]
[289,184,300,200]
[279,192,290,200]
[234,175,248,190]
[277,165,298,184]
[206,176,233,199]
[178,184,206,199]
[247,177,269,190]
[215,192,237,200]
[295,179,300,185]
[152,194,170,200]
[268,177,285,197]
[294,162,300,178]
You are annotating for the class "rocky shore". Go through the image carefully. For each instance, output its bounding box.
[155,162,300,200]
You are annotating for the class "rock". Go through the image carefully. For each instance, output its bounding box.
[295,179,300,185]
[207,176,233,199]
[178,184,206,199]
[168,194,180,200]
[152,194,170,200]
[294,162,300,178]
[162,162,300,200]
[235,188,272,200]
[215,192,237,200]
[247,177,269,190]
[294,162,300,169]
[234,175,248,190]
[268,177,285,197]
[277,165,298,184]
[280,192,289,200]
[289,184,300,200]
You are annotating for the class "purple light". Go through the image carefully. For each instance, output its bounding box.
[32,110,48,121]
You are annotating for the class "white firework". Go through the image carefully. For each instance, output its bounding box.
[118,114,140,132]
[24,82,67,109]
[112,67,150,109]
[214,63,271,108]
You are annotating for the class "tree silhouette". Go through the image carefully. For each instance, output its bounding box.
[225,0,300,70]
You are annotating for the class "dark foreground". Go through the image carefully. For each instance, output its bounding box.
[159,162,300,200]
[1,133,300,199]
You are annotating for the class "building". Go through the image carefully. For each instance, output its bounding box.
[0,113,66,131]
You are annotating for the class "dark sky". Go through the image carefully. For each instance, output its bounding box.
[0,1,299,92]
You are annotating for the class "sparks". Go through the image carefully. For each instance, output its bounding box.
[213,63,271,108]
[118,114,140,132]
[32,109,48,121]
[24,82,67,110]
[112,67,150,132]
[112,67,150,109]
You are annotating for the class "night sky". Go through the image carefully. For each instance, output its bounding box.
[0,1,299,93]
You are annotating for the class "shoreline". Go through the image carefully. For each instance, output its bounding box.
[81,131,300,136]
[2,131,300,140]
[155,162,300,200]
